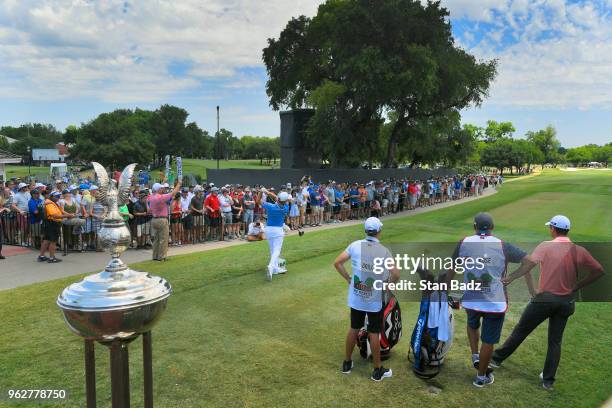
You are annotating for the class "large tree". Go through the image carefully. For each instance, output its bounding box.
[263,0,496,167]
[70,109,155,169]
[526,125,562,167]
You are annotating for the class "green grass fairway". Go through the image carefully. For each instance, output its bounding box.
[4,165,85,180]
[1,169,610,407]
[156,158,275,180]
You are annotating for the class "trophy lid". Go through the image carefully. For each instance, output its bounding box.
[57,264,172,312]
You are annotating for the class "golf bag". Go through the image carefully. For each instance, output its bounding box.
[408,292,456,379]
[358,291,402,361]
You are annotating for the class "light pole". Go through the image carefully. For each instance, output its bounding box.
[216,105,220,169]
[27,146,31,177]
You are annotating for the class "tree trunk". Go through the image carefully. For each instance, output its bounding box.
[383,113,407,168]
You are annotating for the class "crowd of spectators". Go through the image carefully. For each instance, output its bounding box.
[0,173,502,261]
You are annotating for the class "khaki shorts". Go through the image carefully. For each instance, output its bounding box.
[137,222,151,237]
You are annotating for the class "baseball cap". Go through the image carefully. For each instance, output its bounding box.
[162,183,170,188]
[151,183,162,192]
[50,191,61,198]
[545,215,570,230]
[89,185,99,191]
[79,183,89,190]
[474,212,494,232]
[211,187,219,193]
[278,192,290,202]
[364,217,383,232]
[69,184,78,191]
[17,182,27,190]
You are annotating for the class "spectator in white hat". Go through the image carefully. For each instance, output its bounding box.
[149,179,182,261]
[334,217,399,382]
[493,214,605,389]
[258,188,290,281]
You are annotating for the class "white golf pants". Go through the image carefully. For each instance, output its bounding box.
[266,226,285,273]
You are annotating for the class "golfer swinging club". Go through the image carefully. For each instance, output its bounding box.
[259,187,290,281]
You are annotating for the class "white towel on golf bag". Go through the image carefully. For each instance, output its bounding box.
[427,291,450,342]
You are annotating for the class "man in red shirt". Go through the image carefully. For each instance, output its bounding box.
[491,215,604,389]
[204,187,221,239]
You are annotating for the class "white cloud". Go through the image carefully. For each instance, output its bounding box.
[449,0,612,110]
[0,0,320,102]
[0,0,610,115]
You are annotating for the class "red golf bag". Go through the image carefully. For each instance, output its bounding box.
[358,291,402,361]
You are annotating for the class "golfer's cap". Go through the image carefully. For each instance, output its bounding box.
[545,215,570,230]
[278,192,290,201]
[364,217,383,232]
[474,212,494,231]
[151,183,162,192]
[17,182,27,190]
[89,185,99,191]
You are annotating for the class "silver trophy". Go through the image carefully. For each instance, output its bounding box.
[57,162,172,408]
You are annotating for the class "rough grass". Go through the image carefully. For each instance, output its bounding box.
[0,169,611,407]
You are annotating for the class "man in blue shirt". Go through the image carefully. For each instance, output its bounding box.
[259,188,290,281]
[308,184,321,226]
[348,183,360,219]
[28,189,44,248]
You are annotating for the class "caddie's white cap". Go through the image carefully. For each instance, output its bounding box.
[364,217,383,232]
[151,183,162,192]
[278,192,290,202]
[545,215,570,230]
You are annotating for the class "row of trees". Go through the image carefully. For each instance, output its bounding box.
[69,106,280,168]
[565,144,612,166]
[0,124,63,156]
[2,114,608,172]
[1,105,280,169]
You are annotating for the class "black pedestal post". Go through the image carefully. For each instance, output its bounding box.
[143,331,153,408]
[110,341,131,408]
[83,334,155,408]
[85,340,96,408]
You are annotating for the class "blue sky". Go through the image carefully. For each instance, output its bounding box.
[0,0,610,147]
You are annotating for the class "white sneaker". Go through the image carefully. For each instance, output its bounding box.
[266,267,273,281]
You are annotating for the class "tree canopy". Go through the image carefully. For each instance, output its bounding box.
[0,123,63,157]
[263,0,497,167]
